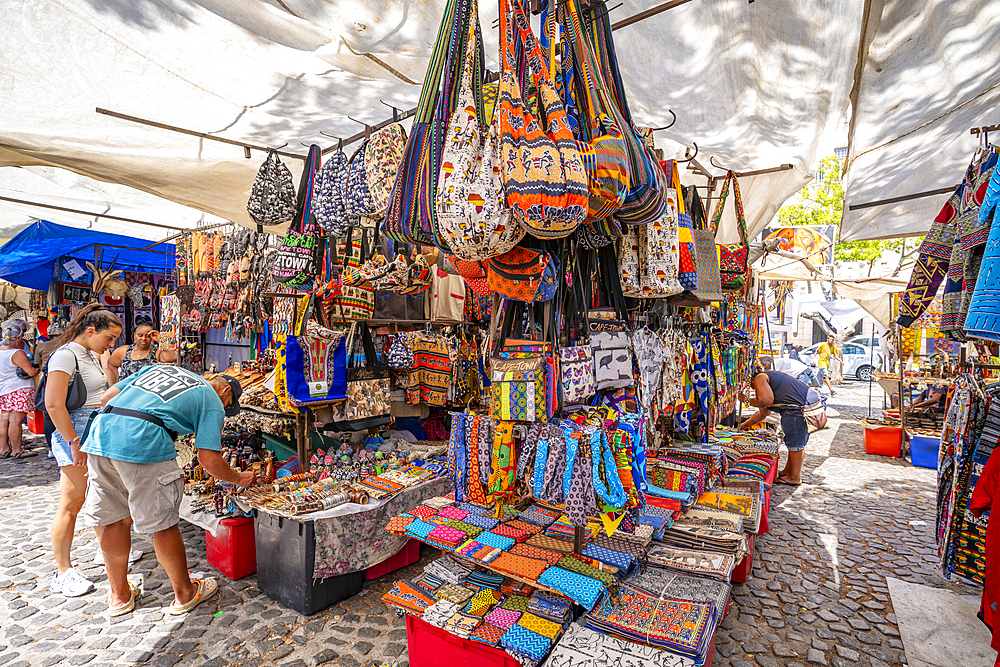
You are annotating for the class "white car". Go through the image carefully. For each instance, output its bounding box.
[799,342,882,382]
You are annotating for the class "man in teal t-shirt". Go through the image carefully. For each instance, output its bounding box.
[81,365,254,617]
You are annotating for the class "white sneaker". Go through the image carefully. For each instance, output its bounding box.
[58,567,95,597]
[93,548,144,566]
[49,570,61,593]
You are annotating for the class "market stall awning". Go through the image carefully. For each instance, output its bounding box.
[0,0,862,240]
[840,0,1000,242]
[0,220,175,291]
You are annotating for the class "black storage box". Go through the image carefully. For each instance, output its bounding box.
[254,510,364,615]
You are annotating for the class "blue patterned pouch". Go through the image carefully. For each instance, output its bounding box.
[475,531,516,551]
[537,567,604,610]
[499,623,552,661]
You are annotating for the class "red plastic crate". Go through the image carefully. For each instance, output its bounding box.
[26,410,44,435]
[758,487,772,536]
[731,534,755,584]
[407,614,521,667]
[366,539,420,580]
[206,516,257,580]
[864,426,902,457]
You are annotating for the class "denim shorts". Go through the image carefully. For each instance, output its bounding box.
[780,410,810,452]
[51,406,100,467]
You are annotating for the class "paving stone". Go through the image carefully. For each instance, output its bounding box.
[847,618,870,631]
[310,649,338,665]
[773,645,798,658]
[805,648,827,665]
[269,645,294,661]
[353,641,373,656]
[150,657,180,667]
[834,646,859,662]
[756,656,780,667]
[356,627,381,639]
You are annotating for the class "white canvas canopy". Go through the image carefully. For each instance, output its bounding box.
[0,0,863,241]
[839,0,1000,242]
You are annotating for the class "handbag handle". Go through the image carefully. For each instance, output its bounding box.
[710,171,749,245]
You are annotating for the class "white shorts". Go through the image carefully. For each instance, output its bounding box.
[83,455,184,534]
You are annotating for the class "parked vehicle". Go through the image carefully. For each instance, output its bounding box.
[799,342,882,382]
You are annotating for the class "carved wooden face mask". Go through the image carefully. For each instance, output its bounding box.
[103,277,129,300]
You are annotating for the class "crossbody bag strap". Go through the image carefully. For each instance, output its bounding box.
[98,405,179,442]
[729,171,749,245]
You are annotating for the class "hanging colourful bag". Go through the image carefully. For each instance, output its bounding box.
[712,171,750,291]
[383,0,473,247]
[499,0,587,239]
[436,21,524,261]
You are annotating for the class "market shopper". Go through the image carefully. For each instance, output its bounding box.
[84,365,253,616]
[970,446,1000,663]
[105,320,177,384]
[739,360,825,486]
[46,305,122,597]
[0,319,39,459]
[815,335,839,396]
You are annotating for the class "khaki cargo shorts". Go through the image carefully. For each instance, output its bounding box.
[83,455,185,534]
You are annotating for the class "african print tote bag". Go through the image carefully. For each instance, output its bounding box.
[437,23,524,261]
[383,0,473,247]
[499,0,588,239]
[677,184,700,291]
[272,145,322,287]
[491,356,546,422]
[364,123,408,217]
[645,160,685,297]
[712,171,750,291]
[618,225,646,297]
[311,148,353,235]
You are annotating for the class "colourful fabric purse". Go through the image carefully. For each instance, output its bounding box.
[488,247,558,303]
[437,24,524,261]
[712,171,750,291]
[284,332,348,405]
[491,356,546,422]
[499,0,587,239]
[643,160,686,297]
[677,183,700,291]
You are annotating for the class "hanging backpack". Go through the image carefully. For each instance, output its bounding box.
[436,22,524,261]
[247,150,297,226]
[364,123,408,217]
[499,0,588,239]
[311,148,353,235]
[344,142,377,220]
[272,145,322,287]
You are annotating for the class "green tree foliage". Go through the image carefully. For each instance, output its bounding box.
[777,155,921,272]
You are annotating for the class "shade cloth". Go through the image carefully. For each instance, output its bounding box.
[0,0,862,241]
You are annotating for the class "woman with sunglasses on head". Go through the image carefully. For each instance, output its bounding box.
[45,304,122,597]
[106,319,177,385]
[0,319,39,459]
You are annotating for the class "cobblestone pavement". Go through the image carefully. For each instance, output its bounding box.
[0,383,982,667]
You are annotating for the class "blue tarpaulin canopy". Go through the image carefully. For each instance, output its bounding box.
[0,220,174,291]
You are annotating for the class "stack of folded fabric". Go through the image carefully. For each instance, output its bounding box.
[646,546,736,580]
[426,524,468,550]
[629,567,732,624]
[500,612,561,663]
[547,622,700,667]
[381,579,437,616]
[433,583,477,605]
[465,569,505,591]
[527,590,572,624]
[423,556,471,585]
[411,571,444,593]
[423,600,462,628]
[584,583,713,664]
[517,504,562,528]
[444,610,482,638]
[656,523,748,561]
